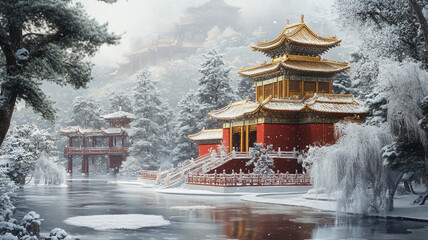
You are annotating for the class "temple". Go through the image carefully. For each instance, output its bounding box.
[59,109,134,175]
[189,15,366,171]
[141,16,367,189]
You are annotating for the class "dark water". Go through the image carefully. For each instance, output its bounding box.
[12,176,428,240]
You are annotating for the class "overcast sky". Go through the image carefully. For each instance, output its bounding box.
[80,0,339,68]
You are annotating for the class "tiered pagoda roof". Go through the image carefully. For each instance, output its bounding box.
[238,55,350,80]
[188,128,223,144]
[208,94,367,121]
[252,15,341,58]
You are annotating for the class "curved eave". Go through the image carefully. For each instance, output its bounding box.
[188,129,223,143]
[281,61,350,74]
[208,97,271,121]
[252,23,341,53]
[238,62,282,78]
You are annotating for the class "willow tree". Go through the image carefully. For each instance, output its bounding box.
[0,0,120,145]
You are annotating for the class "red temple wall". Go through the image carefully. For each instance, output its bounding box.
[222,128,230,151]
[257,124,297,151]
[298,123,335,150]
[199,144,219,156]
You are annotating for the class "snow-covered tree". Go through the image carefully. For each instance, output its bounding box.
[171,90,200,163]
[0,0,119,146]
[1,124,57,185]
[246,143,275,174]
[70,96,104,129]
[302,123,396,214]
[332,72,353,95]
[32,154,65,185]
[237,77,255,101]
[197,49,236,129]
[109,91,133,113]
[128,71,169,170]
[334,0,428,207]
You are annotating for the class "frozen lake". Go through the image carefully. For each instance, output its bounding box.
[13,176,428,240]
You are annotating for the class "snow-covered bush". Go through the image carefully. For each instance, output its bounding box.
[45,228,78,240]
[33,155,65,185]
[1,124,57,185]
[120,156,141,176]
[302,123,394,214]
[246,144,275,174]
[0,171,17,222]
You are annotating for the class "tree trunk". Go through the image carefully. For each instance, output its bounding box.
[387,172,404,211]
[409,0,428,63]
[0,87,17,146]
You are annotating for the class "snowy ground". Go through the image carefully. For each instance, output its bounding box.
[241,192,428,221]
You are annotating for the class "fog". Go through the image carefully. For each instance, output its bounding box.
[80,0,345,68]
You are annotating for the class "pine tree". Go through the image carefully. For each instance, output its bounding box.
[128,71,169,170]
[332,72,353,95]
[246,143,275,174]
[0,0,119,145]
[171,90,200,163]
[237,77,255,101]
[197,49,236,129]
[70,96,104,129]
[109,91,133,113]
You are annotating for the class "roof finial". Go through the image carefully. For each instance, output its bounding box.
[119,106,122,112]
[301,14,304,23]
[287,19,289,26]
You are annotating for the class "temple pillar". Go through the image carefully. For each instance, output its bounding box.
[81,155,89,175]
[122,135,125,148]
[240,126,244,152]
[229,127,233,152]
[245,125,250,152]
[67,156,73,175]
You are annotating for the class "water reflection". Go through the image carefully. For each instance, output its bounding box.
[11,176,428,240]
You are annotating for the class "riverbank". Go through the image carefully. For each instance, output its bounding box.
[241,192,428,222]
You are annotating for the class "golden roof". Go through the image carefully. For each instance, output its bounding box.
[208,94,367,121]
[238,55,350,78]
[188,128,223,142]
[252,17,341,57]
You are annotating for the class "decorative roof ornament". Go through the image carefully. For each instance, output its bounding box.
[287,19,289,26]
[119,106,122,112]
[301,14,304,23]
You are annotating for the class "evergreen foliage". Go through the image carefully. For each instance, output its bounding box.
[246,143,275,174]
[332,72,353,95]
[0,0,119,145]
[128,71,170,171]
[237,77,255,101]
[196,49,235,129]
[171,90,200,163]
[109,91,133,113]
[70,96,104,129]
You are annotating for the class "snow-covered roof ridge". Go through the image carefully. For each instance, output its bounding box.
[59,126,128,136]
[100,110,135,120]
